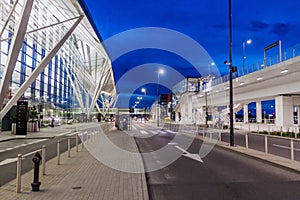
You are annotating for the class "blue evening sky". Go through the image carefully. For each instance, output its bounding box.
[80,0,300,108]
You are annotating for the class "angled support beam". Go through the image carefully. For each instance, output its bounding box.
[65,67,85,112]
[0,0,19,38]
[0,0,34,109]
[0,15,84,119]
[87,59,111,117]
[95,102,103,114]
[111,94,119,108]
[0,16,81,43]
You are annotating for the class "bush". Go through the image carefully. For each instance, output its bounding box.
[271,131,281,136]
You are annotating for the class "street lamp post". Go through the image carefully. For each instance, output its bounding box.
[228,0,234,146]
[141,88,146,115]
[242,39,252,74]
[157,69,164,127]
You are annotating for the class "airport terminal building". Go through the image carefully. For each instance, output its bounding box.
[0,0,116,130]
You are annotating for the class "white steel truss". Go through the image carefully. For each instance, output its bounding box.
[0,0,116,122]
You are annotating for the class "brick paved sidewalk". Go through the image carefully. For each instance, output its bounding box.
[0,128,149,200]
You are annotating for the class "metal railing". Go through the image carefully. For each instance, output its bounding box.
[4,125,109,193]
[164,122,299,163]
[209,43,300,88]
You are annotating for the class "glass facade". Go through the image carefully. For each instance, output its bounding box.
[0,0,116,128]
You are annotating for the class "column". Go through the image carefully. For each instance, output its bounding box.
[298,106,300,126]
[256,101,262,123]
[187,94,193,123]
[243,104,249,123]
[181,104,185,123]
[275,96,294,127]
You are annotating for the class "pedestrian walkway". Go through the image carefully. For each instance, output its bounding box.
[0,123,149,200]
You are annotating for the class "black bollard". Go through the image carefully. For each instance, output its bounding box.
[31,152,42,191]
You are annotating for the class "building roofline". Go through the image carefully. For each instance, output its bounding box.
[77,0,104,43]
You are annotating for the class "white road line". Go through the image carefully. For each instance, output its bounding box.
[150,130,158,135]
[140,130,148,135]
[175,146,203,163]
[159,131,167,134]
[273,144,300,151]
[166,130,176,134]
[5,148,13,151]
[0,157,26,166]
[0,158,18,166]
[168,142,178,145]
[175,146,189,154]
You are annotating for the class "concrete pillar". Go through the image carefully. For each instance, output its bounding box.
[187,94,192,123]
[181,104,185,123]
[298,106,300,126]
[256,101,262,123]
[275,96,294,127]
[211,107,216,125]
[243,104,249,123]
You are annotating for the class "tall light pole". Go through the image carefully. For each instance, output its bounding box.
[228,0,234,146]
[242,39,252,73]
[141,88,146,115]
[157,68,164,127]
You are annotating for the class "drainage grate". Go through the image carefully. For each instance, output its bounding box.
[72,186,82,190]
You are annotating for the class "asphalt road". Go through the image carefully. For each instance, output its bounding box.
[166,123,300,161]
[220,131,300,161]
[133,122,300,200]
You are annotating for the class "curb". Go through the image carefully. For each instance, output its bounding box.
[215,142,300,173]
[176,131,300,173]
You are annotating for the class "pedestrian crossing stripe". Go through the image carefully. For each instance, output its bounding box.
[140,130,148,135]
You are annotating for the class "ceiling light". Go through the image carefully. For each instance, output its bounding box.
[257,77,263,81]
[240,82,245,86]
[281,69,288,74]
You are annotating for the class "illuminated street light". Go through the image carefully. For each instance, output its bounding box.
[242,39,252,71]
[157,68,164,127]
[141,88,146,95]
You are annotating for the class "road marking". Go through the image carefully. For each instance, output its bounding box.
[0,157,25,166]
[166,130,176,134]
[183,154,203,163]
[0,139,48,153]
[159,131,167,134]
[168,142,178,145]
[175,146,203,163]
[175,146,189,154]
[140,130,148,135]
[150,130,158,135]
[273,144,300,151]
